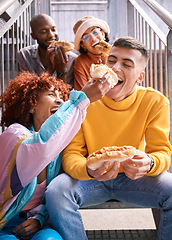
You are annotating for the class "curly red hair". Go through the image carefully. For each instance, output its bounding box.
[0,71,71,128]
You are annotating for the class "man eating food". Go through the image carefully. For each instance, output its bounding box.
[45,37,172,240]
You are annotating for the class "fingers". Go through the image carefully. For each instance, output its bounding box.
[14,226,33,239]
[48,45,67,59]
[53,47,68,74]
[121,155,151,180]
[82,73,114,103]
[47,45,68,66]
[94,73,114,92]
[47,46,55,56]
[98,79,104,84]
[14,219,41,239]
[87,161,120,181]
[95,73,115,92]
[54,46,68,62]
[102,161,120,181]
[96,72,110,85]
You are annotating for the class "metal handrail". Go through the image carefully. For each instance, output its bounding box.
[129,0,166,45]
[143,0,172,30]
[0,0,33,38]
[51,1,107,4]
[0,0,16,16]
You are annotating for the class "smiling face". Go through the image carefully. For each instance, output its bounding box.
[31,15,58,49]
[33,87,64,131]
[105,46,146,101]
[80,27,105,54]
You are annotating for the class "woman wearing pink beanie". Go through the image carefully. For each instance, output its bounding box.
[73,16,110,90]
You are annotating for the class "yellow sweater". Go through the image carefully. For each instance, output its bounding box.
[62,86,172,180]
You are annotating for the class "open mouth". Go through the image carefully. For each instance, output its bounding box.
[116,80,123,85]
[92,42,99,47]
[47,39,56,45]
[50,108,59,115]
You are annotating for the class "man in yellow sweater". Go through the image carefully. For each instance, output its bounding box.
[45,37,172,240]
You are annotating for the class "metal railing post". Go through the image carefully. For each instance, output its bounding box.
[127,0,135,37]
[167,30,172,144]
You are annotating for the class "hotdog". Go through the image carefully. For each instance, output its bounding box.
[87,146,136,170]
[90,63,118,87]
[49,40,74,52]
[95,41,111,55]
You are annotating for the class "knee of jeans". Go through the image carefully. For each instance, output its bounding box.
[46,173,76,199]
[31,228,63,240]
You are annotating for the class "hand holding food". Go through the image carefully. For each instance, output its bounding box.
[90,63,118,88]
[49,40,74,52]
[47,41,74,74]
[95,41,111,55]
[87,146,136,170]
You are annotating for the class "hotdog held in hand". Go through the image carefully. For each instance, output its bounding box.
[90,63,118,88]
[87,146,136,170]
[49,40,74,52]
[95,41,112,55]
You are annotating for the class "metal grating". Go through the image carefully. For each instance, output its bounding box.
[86,229,157,240]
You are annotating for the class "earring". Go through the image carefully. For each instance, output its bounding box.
[29,109,34,114]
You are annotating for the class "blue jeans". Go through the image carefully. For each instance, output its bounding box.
[0,211,63,240]
[45,172,172,240]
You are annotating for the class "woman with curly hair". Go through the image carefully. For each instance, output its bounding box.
[0,71,112,240]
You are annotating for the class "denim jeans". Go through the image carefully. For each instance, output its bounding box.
[0,211,63,240]
[45,171,172,240]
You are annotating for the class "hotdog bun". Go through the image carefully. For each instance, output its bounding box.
[49,40,74,52]
[95,41,111,55]
[90,63,118,88]
[87,146,136,170]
